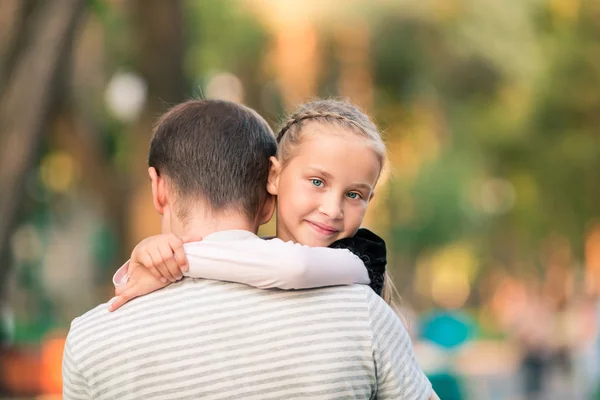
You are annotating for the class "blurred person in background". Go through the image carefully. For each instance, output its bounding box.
[508,279,553,400]
[419,307,475,399]
[569,293,600,399]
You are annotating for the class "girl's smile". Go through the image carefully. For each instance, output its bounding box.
[305,220,340,237]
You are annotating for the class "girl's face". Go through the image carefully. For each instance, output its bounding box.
[268,124,381,247]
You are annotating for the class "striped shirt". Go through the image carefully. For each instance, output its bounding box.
[63,230,432,400]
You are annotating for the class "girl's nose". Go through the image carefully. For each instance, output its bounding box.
[318,195,343,219]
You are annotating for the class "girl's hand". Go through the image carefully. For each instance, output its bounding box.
[107,233,203,311]
[130,233,202,283]
[108,262,168,311]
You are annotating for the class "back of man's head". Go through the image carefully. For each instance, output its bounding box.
[148,100,277,222]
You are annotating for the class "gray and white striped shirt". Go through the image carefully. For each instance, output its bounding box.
[63,231,432,400]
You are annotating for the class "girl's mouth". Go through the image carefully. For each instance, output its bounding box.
[306,221,339,236]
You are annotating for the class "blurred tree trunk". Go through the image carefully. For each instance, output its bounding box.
[0,0,37,97]
[0,0,86,321]
[126,0,187,249]
[0,0,188,307]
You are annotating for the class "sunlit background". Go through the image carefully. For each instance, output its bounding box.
[1,0,600,399]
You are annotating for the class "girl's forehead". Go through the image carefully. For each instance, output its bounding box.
[279,125,362,163]
[286,131,381,184]
[297,128,372,154]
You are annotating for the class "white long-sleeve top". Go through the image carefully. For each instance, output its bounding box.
[113,232,370,289]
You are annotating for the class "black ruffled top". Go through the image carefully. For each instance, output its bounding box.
[329,228,387,296]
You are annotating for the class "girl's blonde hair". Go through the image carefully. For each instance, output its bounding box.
[276,99,386,170]
[382,271,402,309]
[276,99,398,305]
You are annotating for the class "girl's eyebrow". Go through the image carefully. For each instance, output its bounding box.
[353,183,374,192]
[305,167,333,180]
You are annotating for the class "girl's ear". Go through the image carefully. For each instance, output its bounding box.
[267,156,282,195]
[258,193,276,225]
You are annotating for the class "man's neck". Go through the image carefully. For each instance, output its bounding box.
[168,211,258,239]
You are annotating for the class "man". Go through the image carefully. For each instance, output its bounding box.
[63,100,436,399]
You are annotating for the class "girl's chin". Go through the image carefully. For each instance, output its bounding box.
[301,222,340,247]
[299,233,336,248]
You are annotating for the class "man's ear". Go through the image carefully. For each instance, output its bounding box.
[267,156,282,195]
[149,167,168,215]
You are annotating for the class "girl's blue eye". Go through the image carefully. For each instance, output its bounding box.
[311,179,323,187]
[347,192,360,199]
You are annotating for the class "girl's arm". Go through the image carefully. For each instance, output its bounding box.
[109,234,370,312]
[182,238,370,289]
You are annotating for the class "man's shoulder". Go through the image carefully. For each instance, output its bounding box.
[66,300,113,354]
[66,282,378,344]
[282,284,379,313]
[70,301,110,330]
[322,283,380,304]
[67,281,192,335]
[68,279,251,329]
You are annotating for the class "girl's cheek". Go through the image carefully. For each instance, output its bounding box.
[297,182,315,200]
[281,182,309,209]
[349,203,368,222]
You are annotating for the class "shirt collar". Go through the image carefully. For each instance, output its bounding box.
[202,230,259,241]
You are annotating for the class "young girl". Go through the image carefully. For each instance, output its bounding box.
[110,99,396,311]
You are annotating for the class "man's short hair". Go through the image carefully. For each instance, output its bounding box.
[148,99,277,221]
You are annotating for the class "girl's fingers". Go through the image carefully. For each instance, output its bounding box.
[109,289,135,312]
[169,235,187,272]
[173,245,188,272]
[159,243,182,280]
[168,237,188,272]
[180,234,203,243]
[150,249,176,283]
[139,252,166,282]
